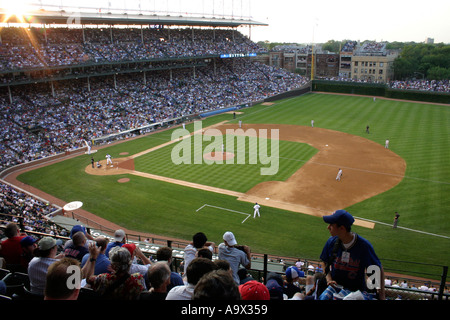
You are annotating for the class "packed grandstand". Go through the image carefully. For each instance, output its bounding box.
[1,8,449,303]
[0,25,314,171]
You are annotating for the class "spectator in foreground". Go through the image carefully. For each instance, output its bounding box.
[81,236,111,275]
[64,231,88,262]
[183,232,215,274]
[239,280,270,300]
[284,266,303,298]
[105,229,126,258]
[28,237,65,295]
[155,246,184,291]
[87,246,145,300]
[0,223,27,272]
[218,231,251,285]
[139,261,172,300]
[44,245,99,300]
[319,210,385,300]
[193,269,240,300]
[166,257,216,300]
[19,235,38,271]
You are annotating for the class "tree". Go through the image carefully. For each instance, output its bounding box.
[393,43,450,80]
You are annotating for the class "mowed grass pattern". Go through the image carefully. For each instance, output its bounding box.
[17,93,450,275]
[135,134,318,192]
[234,94,450,232]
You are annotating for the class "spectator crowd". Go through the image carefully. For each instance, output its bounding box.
[0,180,448,301]
[389,79,450,92]
[1,212,447,301]
[0,27,267,71]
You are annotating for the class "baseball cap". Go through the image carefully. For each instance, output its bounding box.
[323,210,355,228]
[70,225,86,238]
[223,231,237,246]
[114,229,126,242]
[38,237,57,251]
[239,280,270,300]
[286,266,303,281]
[266,279,284,300]
[20,236,37,247]
[122,243,136,256]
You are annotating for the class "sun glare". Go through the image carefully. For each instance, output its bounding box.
[1,0,30,22]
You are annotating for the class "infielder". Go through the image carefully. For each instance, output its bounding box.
[385,139,390,149]
[239,120,242,128]
[311,119,314,128]
[106,154,113,166]
[336,168,343,181]
[253,202,260,218]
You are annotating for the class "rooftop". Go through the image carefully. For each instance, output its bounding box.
[0,4,268,28]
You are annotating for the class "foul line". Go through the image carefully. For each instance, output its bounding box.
[196,204,251,224]
[354,216,450,239]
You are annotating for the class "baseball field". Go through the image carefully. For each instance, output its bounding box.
[14,92,450,279]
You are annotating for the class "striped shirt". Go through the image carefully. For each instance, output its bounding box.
[28,256,58,295]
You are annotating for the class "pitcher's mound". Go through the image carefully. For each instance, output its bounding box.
[203,152,235,161]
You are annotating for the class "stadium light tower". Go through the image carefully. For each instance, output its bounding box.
[311,17,318,80]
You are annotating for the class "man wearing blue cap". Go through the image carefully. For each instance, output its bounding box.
[319,210,385,300]
[284,266,304,298]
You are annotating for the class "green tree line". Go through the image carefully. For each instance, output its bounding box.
[392,43,450,80]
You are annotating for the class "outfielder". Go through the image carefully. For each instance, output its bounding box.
[253,202,260,218]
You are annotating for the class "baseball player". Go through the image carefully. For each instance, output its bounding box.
[238,120,242,128]
[253,202,260,218]
[385,139,390,149]
[311,120,314,128]
[106,154,113,166]
[84,140,91,154]
[336,168,343,181]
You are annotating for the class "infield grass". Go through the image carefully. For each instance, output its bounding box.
[17,93,450,279]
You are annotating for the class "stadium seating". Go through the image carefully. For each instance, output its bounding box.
[1,26,449,301]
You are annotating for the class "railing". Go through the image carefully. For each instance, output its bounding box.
[60,214,449,300]
[1,216,449,300]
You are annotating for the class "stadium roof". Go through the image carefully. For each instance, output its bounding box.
[0,7,268,28]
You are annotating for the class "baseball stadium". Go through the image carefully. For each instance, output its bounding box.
[0,2,449,304]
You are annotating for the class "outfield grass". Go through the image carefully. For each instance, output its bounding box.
[17,93,450,279]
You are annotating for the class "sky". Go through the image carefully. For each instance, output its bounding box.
[4,0,450,44]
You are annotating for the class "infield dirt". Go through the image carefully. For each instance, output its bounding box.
[84,123,406,228]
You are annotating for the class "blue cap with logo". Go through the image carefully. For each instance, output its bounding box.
[323,210,355,228]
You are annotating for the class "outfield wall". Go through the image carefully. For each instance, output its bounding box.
[264,83,312,102]
[312,80,450,104]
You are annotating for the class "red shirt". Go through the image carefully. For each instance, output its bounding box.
[0,235,27,265]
